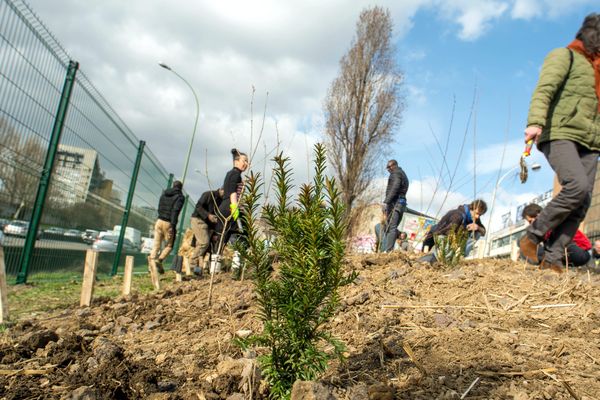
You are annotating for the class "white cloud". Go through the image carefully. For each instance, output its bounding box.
[511,0,542,19]
[437,0,509,40]
[511,0,598,20]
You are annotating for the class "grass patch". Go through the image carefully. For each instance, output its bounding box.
[6,272,157,321]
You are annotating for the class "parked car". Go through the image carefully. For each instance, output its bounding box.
[44,227,65,235]
[81,229,99,244]
[64,229,82,237]
[92,235,138,253]
[3,220,29,237]
[140,237,154,254]
[0,218,11,231]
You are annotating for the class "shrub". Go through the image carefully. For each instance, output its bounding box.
[236,143,356,399]
[434,225,468,268]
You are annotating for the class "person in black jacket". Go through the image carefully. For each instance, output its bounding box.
[189,188,223,275]
[214,149,248,254]
[419,199,487,263]
[380,159,409,252]
[150,180,185,273]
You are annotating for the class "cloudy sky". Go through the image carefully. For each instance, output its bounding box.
[23,0,598,232]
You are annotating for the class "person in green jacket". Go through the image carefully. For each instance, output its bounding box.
[520,13,600,270]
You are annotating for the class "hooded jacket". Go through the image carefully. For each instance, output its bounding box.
[157,187,185,226]
[527,48,600,150]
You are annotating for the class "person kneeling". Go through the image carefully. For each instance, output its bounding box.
[519,203,590,270]
[419,200,487,264]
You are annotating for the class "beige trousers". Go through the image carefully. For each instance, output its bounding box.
[150,219,174,261]
[190,217,211,266]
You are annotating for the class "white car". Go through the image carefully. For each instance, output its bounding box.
[4,221,29,237]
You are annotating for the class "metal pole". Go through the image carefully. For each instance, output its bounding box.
[483,165,519,257]
[158,64,199,186]
[172,194,189,259]
[167,173,174,189]
[111,140,145,276]
[16,61,79,284]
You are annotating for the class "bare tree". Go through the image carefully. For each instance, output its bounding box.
[323,6,404,222]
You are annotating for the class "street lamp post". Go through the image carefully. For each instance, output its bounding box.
[483,163,542,257]
[158,62,199,186]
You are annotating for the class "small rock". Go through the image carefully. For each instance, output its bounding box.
[157,380,177,392]
[92,337,123,364]
[226,394,245,400]
[145,321,160,330]
[156,353,167,365]
[113,326,127,336]
[381,337,404,357]
[110,303,128,312]
[86,357,99,370]
[347,383,369,400]
[290,381,334,400]
[99,323,114,333]
[235,329,252,339]
[346,291,370,306]
[65,385,97,400]
[116,316,133,325]
[21,330,59,351]
[433,313,456,328]
[77,329,97,338]
[367,383,394,400]
[75,309,92,318]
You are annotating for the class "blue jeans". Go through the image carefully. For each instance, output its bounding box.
[381,203,406,252]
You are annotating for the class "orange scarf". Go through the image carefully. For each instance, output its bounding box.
[567,39,600,112]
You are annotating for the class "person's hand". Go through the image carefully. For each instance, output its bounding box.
[466,223,479,231]
[230,203,239,221]
[208,213,218,224]
[524,125,542,144]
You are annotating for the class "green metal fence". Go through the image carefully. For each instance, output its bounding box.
[0,0,193,283]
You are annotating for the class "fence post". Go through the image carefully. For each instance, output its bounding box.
[80,250,99,307]
[111,140,145,276]
[172,194,189,259]
[167,173,174,189]
[16,60,79,284]
[0,248,8,322]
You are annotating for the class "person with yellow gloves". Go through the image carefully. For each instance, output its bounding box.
[213,148,248,263]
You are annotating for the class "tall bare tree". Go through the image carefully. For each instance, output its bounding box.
[323,6,404,220]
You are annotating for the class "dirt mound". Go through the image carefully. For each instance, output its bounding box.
[1,254,599,399]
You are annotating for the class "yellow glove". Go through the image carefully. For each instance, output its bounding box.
[230,203,239,221]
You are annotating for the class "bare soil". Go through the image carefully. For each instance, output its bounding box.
[1,253,599,399]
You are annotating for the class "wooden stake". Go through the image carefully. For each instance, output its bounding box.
[122,255,134,296]
[0,248,9,323]
[80,250,99,307]
[147,257,160,290]
[183,256,192,276]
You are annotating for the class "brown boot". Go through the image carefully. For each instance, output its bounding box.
[539,259,564,274]
[519,234,539,263]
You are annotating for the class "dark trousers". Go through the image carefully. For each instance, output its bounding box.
[381,203,406,252]
[528,140,598,264]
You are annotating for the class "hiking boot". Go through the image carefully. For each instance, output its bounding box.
[539,259,564,274]
[519,234,539,264]
[155,259,165,274]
